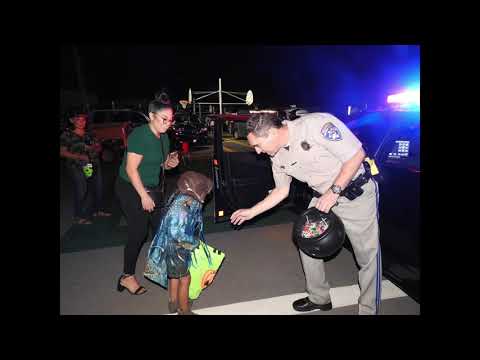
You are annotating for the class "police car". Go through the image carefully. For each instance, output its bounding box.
[344,90,420,302]
[211,89,420,302]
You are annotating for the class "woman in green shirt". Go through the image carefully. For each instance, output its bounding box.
[115,94,180,295]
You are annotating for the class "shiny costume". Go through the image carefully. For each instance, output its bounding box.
[144,193,211,289]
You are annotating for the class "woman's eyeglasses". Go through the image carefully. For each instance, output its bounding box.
[155,113,174,124]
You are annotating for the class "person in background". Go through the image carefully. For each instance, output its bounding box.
[60,113,111,225]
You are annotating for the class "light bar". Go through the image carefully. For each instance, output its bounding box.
[387,90,420,105]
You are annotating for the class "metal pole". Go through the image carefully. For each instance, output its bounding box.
[219,78,223,115]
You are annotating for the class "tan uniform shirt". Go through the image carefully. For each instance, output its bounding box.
[271,113,364,195]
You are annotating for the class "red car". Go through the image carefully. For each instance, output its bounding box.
[88,109,149,150]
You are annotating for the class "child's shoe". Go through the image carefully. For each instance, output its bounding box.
[178,309,197,315]
[168,300,193,313]
[168,301,178,314]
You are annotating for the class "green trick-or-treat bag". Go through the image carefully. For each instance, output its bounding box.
[188,241,225,300]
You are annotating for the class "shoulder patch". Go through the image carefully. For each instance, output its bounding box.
[321,122,342,141]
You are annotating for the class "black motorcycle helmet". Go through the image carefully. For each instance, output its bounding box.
[292,207,346,258]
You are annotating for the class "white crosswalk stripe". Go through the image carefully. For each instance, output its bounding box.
[165,279,408,315]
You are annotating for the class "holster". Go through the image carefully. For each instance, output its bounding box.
[312,161,373,201]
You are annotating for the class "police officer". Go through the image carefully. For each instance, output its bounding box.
[230,112,382,315]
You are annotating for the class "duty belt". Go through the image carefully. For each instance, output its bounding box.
[312,161,373,201]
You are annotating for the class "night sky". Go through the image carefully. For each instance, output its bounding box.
[61,44,420,112]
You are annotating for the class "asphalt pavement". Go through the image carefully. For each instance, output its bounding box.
[59,137,419,315]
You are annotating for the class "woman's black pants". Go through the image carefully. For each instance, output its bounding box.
[115,177,163,275]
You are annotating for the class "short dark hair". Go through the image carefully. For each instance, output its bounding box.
[246,113,283,138]
[69,113,88,127]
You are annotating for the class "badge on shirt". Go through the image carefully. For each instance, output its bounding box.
[301,141,311,151]
[321,122,342,141]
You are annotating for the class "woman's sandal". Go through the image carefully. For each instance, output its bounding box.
[117,274,147,295]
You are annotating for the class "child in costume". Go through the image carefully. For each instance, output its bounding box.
[144,171,214,315]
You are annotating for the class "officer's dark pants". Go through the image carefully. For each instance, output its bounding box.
[115,177,163,275]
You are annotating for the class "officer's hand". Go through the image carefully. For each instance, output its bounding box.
[315,191,340,213]
[230,208,255,225]
[141,193,156,212]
